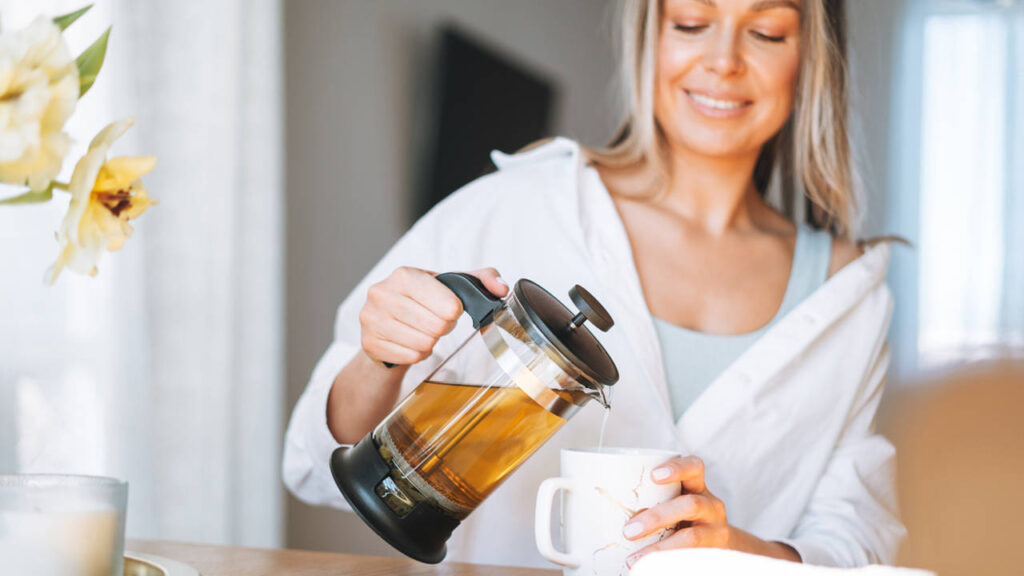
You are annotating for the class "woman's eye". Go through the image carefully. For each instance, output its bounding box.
[751,31,786,43]
[673,23,708,34]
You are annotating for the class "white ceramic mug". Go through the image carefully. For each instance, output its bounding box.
[535,447,681,576]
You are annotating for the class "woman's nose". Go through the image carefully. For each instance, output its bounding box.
[701,29,745,76]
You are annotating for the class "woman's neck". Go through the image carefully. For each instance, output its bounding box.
[660,146,763,235]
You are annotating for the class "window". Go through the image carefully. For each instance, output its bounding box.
[0,0,118,474]
[916,3,1023,367]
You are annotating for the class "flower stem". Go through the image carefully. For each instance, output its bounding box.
[52,181,70,192]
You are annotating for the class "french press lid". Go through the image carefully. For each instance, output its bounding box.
[510,279,619,388]
[387,274,620,385]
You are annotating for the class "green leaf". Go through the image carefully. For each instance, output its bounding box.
[76,27,110,98]
[0,184,54,205]
[53,5,93,31]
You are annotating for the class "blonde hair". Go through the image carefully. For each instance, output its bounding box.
[585,0,860,239]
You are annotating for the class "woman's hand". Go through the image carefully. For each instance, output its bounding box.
[622,455,802,568]
[329,266,508,444]
[359,266,509,366]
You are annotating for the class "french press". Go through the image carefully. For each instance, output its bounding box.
[330,272,619,563]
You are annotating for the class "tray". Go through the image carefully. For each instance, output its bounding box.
[125,551,201,576]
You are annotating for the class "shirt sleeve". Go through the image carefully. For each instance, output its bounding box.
[281,198,457,509]
[777,289,907,566]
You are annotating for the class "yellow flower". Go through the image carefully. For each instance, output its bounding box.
[47,118,156,284]
[0,16,79,191]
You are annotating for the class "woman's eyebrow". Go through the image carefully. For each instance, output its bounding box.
[750,0,801,12]
[680,0,801,13]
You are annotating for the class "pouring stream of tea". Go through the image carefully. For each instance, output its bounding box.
[598,386,614,451]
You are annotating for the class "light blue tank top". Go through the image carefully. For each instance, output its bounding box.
[653,223,833,421]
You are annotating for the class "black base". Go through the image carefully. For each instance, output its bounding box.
[330,435,460,564]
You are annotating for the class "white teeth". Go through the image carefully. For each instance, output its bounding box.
[688,91,747,110]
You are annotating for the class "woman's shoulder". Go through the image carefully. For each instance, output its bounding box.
[828,236,864,278]
[425,137,586,216]
[832,239,893,318]
[489,136,582,173]
[799,239,892,349]
[404,137,589,255]
[826,232,908,283]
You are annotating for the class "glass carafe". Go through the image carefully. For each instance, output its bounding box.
[331,273,619,564]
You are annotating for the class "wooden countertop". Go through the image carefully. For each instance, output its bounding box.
[127,540,560,576]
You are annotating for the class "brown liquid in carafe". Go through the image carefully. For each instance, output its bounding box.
[378,381,589,519]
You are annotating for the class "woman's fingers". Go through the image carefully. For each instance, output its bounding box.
[378,289,457,339]
[359,266,507,365]
[391,266,464,321]
[391,266,509,321]
[359,306,434,363]
[623,493,724,540]
[468,267,510,298]
[625,524,731,568]
[361,334,431,366]
[361,288,446,364]
[651,455,707,493]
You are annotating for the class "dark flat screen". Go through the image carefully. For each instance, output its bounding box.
[417,26,555,220]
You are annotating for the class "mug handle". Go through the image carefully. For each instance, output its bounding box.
[535,477,582,568]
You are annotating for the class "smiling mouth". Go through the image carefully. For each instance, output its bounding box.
[685,90,752,110]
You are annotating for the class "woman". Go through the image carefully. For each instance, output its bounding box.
[284,0,905,568]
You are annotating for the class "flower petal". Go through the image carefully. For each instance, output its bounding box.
[119,184,154,220]
[94,156,157,191]
[0,16,78,190]
[61,148,106,242]
[87,117,134,154]
[48,120,156,283]
[40,69,79,132]
[60,119,136,240]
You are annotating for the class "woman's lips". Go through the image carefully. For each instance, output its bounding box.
[685,89,753,119]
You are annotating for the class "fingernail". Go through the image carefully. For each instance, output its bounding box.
[652,467,671,481]
[496,276,508,287]
[623,522,644,539]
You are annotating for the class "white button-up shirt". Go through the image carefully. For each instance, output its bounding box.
[283,137,905,568]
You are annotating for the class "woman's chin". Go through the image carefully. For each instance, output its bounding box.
[669,136,763,161]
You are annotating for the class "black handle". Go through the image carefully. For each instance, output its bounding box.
[382,272,503,368]
[435,272,503,329]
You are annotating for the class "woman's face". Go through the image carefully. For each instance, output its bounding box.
[655,0,802,160]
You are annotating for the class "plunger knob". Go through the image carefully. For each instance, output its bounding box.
[567,285,614,332]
